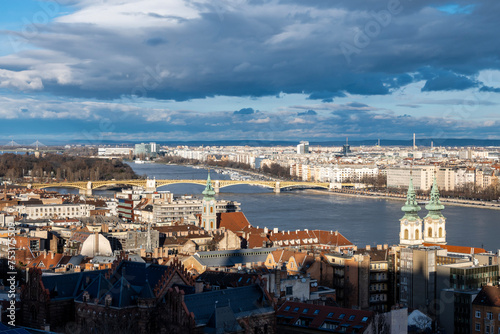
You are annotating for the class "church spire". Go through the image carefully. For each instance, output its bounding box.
[401,177,421,220]
[202,170,215,199]
[425,177,445,218]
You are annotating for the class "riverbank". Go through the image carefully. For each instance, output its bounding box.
[303,189,500,211]
[152,162,500,211]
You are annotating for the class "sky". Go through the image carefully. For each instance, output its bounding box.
[0,0,499,144]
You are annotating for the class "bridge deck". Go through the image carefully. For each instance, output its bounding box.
[22,179,333,191]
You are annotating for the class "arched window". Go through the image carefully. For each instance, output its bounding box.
[404,229,409,240]
[210,207,213,213]
[439,227,443,238]
[204,207,206,213]
[428,228,432,237]
[415,229,419,240]
[210,222,214,229]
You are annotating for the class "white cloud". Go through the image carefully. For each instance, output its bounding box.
[248,117,270,124]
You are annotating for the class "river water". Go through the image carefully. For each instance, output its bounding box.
[50,163,500,251]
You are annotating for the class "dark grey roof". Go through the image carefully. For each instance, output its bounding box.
[207,306,242,334]
[0,323,33,334]
[41,270,105,300]
[193,248,275,268]
[68,255,84,266]
[184,285,273,326]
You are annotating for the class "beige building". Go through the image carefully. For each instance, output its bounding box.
[387,166,435,190]
[9,203,95,219]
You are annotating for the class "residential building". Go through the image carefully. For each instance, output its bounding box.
[471,286,500,334]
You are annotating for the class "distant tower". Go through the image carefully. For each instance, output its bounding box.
[342,137,352,156]
[399,177,423,246]
[201,171,217,231]
[423,177,446,244]
[413,133,416,150]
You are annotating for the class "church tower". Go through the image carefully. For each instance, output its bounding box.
[423,177,446,244]
[201,172,217,231]
[399,177,423,246]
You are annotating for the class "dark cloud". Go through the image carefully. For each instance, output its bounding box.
[307,91,346,103]
[145,37,168,46]
[1,0,499,101]
[234,108,255,115]
[421,72,479,92]
[346,102,370,108]
[480,86,500,93]
[297,110,317,116]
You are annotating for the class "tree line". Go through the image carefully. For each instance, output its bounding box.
[0,153,139,182]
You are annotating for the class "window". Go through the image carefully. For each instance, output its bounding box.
[348,315,355,321]
[475,311,481,318]
[303,308,309,314]
[475,323,480,332]
[339,314,345,319]
[284,306,291,311]
[487,312,493,320]
[292,307,299,313]
[361,317,368,322]
[313,309,320,315]
[286,286,293,295]
[327,313,334,318]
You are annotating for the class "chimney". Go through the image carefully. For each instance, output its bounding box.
[366,245,371,251]
[273,228,279,234]
[264,227,268,234]
[51,251,54,259]
[383,244,388,250]
[377,245,382,250]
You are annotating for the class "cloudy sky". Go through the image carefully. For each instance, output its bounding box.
[0,0,499,144]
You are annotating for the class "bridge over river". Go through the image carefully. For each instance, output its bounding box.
[22,179,349,196]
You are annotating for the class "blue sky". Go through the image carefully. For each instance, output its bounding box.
[0,0,499,143]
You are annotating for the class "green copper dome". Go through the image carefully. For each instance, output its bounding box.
[401,177,421,220]
[202,172,216,198]
[425,177,445,218]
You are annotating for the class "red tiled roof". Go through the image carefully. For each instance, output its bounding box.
[218,212,251,232]
[269,229,353,247]
[27,252,64,269]
[423,243,486,254]
[277,301,373,332]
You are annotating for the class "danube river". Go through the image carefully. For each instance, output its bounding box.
[126,163,499,251]
[48,163,499,251]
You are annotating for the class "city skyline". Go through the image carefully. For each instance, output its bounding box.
[1,0,500,142]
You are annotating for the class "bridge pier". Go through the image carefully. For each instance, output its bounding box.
[146,178,157,192]
[79,181,93,196]
[214,181,220,194]
[274,182,281,193]
[79,188,93,196]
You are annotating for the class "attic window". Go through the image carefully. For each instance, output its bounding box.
[327,313,334,318]
[313,309,320,315]
[361,317,368,322]
[302,308,309,314]
[292,307,299,313]
[339,314,345,319]
[284,306,291,311]
[349,315,355,321]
